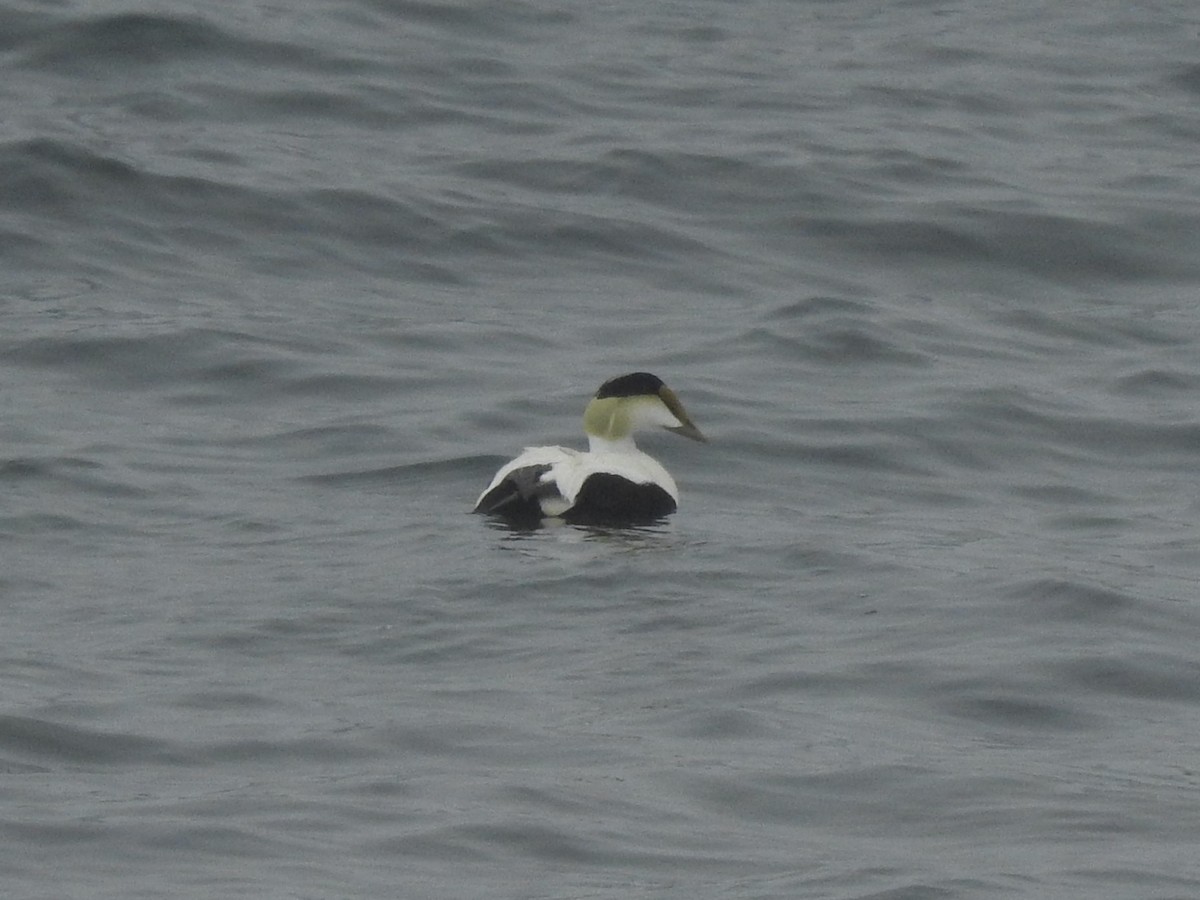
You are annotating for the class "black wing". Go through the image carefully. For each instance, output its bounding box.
[473,463,559,524]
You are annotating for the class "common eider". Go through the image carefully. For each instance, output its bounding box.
[474,372,706,527]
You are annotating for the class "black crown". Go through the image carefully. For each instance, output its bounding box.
[595,372,665,399]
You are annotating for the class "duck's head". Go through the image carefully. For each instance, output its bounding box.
[583,372,707,445]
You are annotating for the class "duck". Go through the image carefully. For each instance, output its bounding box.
[474,372,706,527]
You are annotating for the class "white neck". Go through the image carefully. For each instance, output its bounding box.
[587,433,640,454]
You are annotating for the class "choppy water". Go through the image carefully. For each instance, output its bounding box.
[4,2,1200,898]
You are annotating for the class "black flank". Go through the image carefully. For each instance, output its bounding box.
[562,472,677,526]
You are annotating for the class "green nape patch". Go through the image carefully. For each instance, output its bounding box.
[583,395,648,440]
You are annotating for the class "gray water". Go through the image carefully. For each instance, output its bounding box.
[4,2,1200,898]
